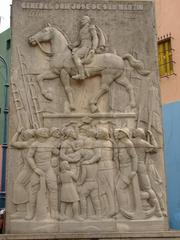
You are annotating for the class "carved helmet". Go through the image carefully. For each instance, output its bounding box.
[50,127,61,137]
[60,160,70,170]
[114,127,130,139]
[22,129,35,140]
[96,127,109,140]
[133,128,145,138]
[62,127,76,139]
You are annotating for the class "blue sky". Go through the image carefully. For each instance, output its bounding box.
[0,0,12,33]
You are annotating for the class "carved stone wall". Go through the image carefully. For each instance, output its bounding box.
[6,0,168,234]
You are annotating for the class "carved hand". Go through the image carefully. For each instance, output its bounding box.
[17,126,24,134]
[147,130,153,136]
[34,168,45,176]
[89,49,95,55]
[129,171,136,180]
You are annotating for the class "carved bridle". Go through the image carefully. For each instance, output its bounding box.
[35,39,54,57]
[34,26,54,57]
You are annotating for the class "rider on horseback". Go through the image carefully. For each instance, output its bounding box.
[70,16,105,80]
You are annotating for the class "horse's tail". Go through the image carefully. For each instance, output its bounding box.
[123,53,150,76]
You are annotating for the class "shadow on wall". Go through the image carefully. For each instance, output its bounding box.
[163,101,180,229]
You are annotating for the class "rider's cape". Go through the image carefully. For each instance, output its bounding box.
[95,25,107,52]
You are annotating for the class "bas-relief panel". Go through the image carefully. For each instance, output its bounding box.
[7,0,168,233]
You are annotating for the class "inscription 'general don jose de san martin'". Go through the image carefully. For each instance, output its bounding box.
[21,2,144,11]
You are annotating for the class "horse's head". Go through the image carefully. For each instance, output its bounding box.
[28,23,70,57]
[29,24,53,46]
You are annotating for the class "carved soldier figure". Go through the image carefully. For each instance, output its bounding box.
[71,15,99,80]
[49,127,61,146]
[74,129,101,219]
[59,161,82,221]
[60,127,77,158]
[96,127,116,218]
[78,160,101,219]
[60,127,101,219]
[69,138,100,166]
[132,128,162,217]
[49,127,61,172]
[26,128,59,220]
[114,128,137,218]
[60,127,80,171]
[11,128,36,218]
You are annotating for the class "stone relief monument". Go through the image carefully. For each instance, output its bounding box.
[6,0,168,234]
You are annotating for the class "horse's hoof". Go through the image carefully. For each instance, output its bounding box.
[42,90,53,101]
[90,103,98,113]
[70,105,76,111]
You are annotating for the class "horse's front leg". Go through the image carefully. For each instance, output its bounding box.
[60,69,75,111]
[37,71,58,101]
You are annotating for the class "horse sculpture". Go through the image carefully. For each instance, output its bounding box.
[28,24,150,113]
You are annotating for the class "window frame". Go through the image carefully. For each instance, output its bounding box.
[158,36,175,78]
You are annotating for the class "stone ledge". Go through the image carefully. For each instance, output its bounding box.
[1,231,180,240]
[43,112,136,119]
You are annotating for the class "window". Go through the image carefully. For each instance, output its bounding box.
[158,37,174,77]
[6,39,11,50]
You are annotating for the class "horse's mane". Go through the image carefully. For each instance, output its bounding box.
[52,25,71,45]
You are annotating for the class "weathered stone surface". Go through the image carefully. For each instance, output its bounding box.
[6,0,168,234]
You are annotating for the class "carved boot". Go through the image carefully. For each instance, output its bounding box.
[159,197,167,216]
[50,192,59,220]
[65,87,76,111]
[107,210,117,218]
[90,209,101,220]
[81,209,87,219]
[145,206,156,219]
[59,213,69,221]
[153,199,163,217]
[74,215,84,221]
[51,209,60,220]
[96,208,102,219]
[73,202,83,221]
[119,208,135,220]
[25,204,35,220]
[79,198,87,219]
[72,64,85,80]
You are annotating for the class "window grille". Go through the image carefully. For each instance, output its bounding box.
[158,36,174,77]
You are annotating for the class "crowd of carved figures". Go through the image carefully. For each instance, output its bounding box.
[10,117,167,222]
